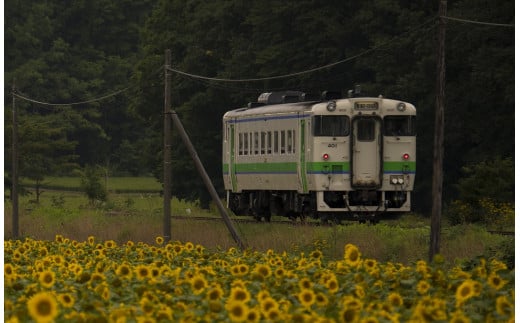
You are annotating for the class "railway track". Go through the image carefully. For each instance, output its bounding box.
[171,215,516,235]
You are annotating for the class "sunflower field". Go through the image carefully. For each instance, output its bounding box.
[4,236,514,323]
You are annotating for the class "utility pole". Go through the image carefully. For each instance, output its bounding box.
[169,112,245,250]
[12,81,19,239]
[430,0,447,261]
[163,50,172,241]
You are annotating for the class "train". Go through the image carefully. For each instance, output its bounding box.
[222,89,416,223]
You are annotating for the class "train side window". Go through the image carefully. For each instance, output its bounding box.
[281,131,286,154]
[287,130,292,154]
[274,131,279,153]
[261,132,266,154]
[254,132,259,155]
[313,116,349,136]
[267,132,272,154]
[243,133,248,155]
[357,119,375,141]
[384,116,416,136]
[238,133,243,155]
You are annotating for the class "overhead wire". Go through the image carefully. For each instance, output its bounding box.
[442,15,514,27]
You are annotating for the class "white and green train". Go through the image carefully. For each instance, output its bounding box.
[222,90,416,223]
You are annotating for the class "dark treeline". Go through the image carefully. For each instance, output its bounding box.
[4,0,514,214]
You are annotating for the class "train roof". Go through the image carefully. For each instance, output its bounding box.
[223,91,416,119]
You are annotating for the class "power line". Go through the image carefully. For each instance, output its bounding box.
[167,16,438,83]
[442,15,514,27]
[13,87,129,106]
[12,65,164,107]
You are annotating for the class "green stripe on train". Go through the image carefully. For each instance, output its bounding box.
[223,161,415,173]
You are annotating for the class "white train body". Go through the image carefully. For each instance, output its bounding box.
[222,91,416,222]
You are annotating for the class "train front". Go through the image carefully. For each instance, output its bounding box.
[309,97,416,222]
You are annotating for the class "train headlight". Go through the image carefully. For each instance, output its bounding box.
[326,101,336,112]
[390,175,405,185]
[322,153,330,160]
[397,102,406,111]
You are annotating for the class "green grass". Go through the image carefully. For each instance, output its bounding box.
[5,178,514,268]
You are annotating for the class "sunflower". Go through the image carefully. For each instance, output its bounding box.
[487,272,507,290]
[387,292,403,307]
[245,307,261,323]
[344,244,362,267]
[57,293,75,308]
[140,297,155,316]
[297,289,316,308]
[184,241,194,251]
[325,276,339,293]
[309,250,323,260]
[259,296,279,314]
[135,264,151,280]
[416,280,431,295]
[315,292,329,307]
[27,292,59,323]
[206,286,225,301]
[87,236,95,245]
[455,280,477,307]
[190,274,208,295]
[116,263,133,279]
[496,295,513,316]
[229,286,251,303]
[104,240,117,248]
[252,264,271,280]
[155,236,164,245]
[5,263,16,278]
[38,270,56,288]
[225,300,249,322]
[298,277,313,290]
[340,307,359,323]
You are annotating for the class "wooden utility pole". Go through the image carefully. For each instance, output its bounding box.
[163,50,172,241]
[169,112,245,250]
[430,0,447,261]
[12,81,19,239]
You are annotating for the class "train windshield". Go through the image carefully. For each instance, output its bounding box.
[383,116,416,136]
[313,116,350,137]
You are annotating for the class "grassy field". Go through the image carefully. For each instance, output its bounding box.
[4,178,514,268]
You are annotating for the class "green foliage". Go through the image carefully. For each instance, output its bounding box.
[447,158,515,225]
[79,166,108,205]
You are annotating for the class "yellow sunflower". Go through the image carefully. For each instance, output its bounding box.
[38,270,56,288]
[27,292,59,323]
[496,295,513,316]
[455,279,477,307]
[387,292,404,307]
[229,286,251,303]
[416,280,431,295]
[344,244,362,267]
[252,263,271,280]
[298,277,313,290]
[487,272,507,290]
[155,236,164,245]
[225,300,249,322]
[206,285,225,301]
[116,263,133,279]
[135,264,151,280]
[190,274,208,295]
[57,293,75,308]
[297,288,316,308]
[245,307,261,323]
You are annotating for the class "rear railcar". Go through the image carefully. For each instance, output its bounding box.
[222,91,416,222]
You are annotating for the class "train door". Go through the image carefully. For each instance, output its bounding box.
[351,117,382,188]
[298,118,309,193]
[228,123,238,191]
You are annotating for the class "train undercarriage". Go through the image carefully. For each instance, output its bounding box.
[227,190,408,224]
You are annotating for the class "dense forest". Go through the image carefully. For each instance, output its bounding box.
[4,0,514,215]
